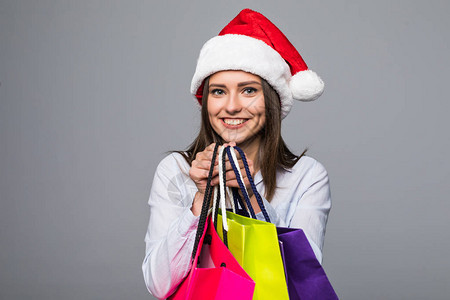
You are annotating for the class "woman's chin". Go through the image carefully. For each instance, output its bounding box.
[222,139,244,145]
[219,133,245,145]
[221,134,261,149]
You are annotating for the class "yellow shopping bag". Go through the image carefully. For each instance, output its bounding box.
[217,211,289,300]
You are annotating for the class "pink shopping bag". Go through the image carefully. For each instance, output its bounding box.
[169,216,255,300]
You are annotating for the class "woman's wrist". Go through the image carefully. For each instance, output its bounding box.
[250,194,261,214]
[190,191,204,217]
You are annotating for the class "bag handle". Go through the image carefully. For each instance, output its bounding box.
[212,146,229,228]
[217,145,230,246]
[232,187,250,217]
[232,146,271,222]
[191,143,220,260]
[224,146,256,219]
[210,145,231,247]
[212,146,236,228]
[226,146,271,223]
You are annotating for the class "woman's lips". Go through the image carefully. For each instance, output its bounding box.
[220,118,248,129]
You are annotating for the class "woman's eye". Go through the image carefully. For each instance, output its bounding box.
[243,87,257,95]
[210,89,225,96]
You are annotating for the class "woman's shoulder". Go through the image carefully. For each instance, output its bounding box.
[285,155,329,181]
[155,152,191,175]
[272,155,330,206]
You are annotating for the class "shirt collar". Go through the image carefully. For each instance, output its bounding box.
[253,170,263,185]
[253,166,293,185]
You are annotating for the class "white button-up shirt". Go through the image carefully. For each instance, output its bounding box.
[142,153,331,299]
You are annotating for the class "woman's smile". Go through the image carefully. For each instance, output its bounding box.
[221,118,248,128]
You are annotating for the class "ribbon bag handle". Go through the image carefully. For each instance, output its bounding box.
[226,146,271,223]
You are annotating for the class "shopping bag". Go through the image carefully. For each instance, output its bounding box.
[217,212,289,300]
[215,146,289,300]
[277,227,339,300]
[225,145,338,300]
[169,217,255,300]
[169,144,255,300]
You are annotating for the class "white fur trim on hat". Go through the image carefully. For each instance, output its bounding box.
[290,70,324,101]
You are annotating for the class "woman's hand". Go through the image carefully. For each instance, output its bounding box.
[189,143,219,194]
[189,143,219,216]
[189,142,259,216]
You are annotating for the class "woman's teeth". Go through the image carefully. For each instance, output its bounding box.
[223,119,246,125]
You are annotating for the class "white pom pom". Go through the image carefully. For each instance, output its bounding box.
[289,70,324,102]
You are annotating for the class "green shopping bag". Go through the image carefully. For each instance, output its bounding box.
[213,146,289,300]
[216,211,289,300]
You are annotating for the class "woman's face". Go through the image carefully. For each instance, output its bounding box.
[207,70,266,145]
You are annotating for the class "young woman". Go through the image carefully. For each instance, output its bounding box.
[143,9,331,299]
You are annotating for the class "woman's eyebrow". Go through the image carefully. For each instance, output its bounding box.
[237,81,261,87]
[209,81,261,88]
[209,83,226,88]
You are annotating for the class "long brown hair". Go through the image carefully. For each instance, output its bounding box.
[177,76,306,201]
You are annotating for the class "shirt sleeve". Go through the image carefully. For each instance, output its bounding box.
[142,154,199,299]
[288,159,332,264]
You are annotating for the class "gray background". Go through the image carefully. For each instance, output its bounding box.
[1,1,449,299]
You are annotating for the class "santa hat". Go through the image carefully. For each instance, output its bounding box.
[190,8,324,119]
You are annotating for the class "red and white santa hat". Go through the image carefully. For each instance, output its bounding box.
[191,8,324,119]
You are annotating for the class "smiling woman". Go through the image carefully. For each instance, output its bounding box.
[142,8,331,299]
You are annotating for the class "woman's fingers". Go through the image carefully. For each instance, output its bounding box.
[196,152,218,166]
[222,159,254,178]
[191,163,220,181]
[190,143,256,193]
[189,143,220,193]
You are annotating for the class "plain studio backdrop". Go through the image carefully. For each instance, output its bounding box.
[1,1,449,299]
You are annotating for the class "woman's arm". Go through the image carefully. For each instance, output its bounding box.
[288,159,332,264]
[142,154,199,299]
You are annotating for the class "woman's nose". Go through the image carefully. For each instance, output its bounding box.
[225,92,242,114]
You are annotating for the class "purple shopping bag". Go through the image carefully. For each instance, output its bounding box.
[277,227,339,300]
